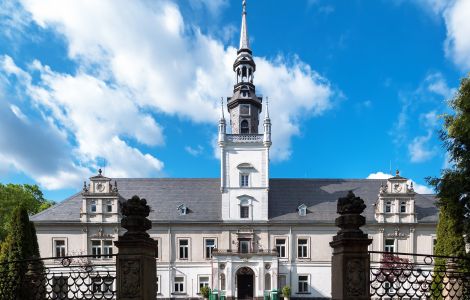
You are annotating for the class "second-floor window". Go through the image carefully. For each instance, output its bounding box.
[385,201,392,213]
[297,238,309,258]
[205,239,216,259]
[54,240,66,257]
[179,239,189,259]
[385,239,395,253]
[400,201,406,213]
[106,200,113,213]
[240,174,249,187]
[239,239,250,253]
[275,238,287,258]
[91,200,97,213]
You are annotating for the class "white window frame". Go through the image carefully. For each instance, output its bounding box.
[275,237,287,259]
[240,173,249,187]
[156,275,161,294]
[155,238,161,260]
[103,240,113,258]
[178,238,190,260]
[90,200,97,213]
[297,237,310,259]
[384,239,395,253]
[239,239,251,253]
[298,205,307,216]
[297,274,310,293]
[385,201,392,213]
[91,240,102,258]
[204,238,217,259]
[53,238,67,258]
[198,275,210,293]
[400,201,406,213]
[174,276,185,294]
[105,200,113,213]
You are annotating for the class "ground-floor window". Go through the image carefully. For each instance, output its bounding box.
[199,275,210,291]
[220,274,226,290]
[156,276,160,294]
[174,276,185,293]
[298,275,309,293]
[278,274,287,289]
[265,273,271,290]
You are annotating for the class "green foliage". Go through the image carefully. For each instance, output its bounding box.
[281,285,291,297]
[200,286,210,298]
[0,183,54,243]
[0,206,45,299]
[427,75,470,299]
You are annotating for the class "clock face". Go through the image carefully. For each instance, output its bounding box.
[393,183,402,193]
[96,182,105,192]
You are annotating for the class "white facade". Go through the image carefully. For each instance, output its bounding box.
[31,2,438,299]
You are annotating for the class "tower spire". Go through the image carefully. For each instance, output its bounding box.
[239,0,250,50]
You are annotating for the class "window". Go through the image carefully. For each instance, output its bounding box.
[174,276,184,293]
[298,275,309,293]
[240,120,249,134]
[239,239,250,253]
[385,239,395,253]
[265,273,271,290]
[275,238,287,258]
[91,200,97,213]
[278,275,287,290]
[298,205,307,216]
[103,240,113,258]
[106,200,113,213]
[156,276,160,294]
[240,174,249,187]
[177,204,188,215]
[205,239,216,259]
[91,240,102,258]
[52,276,68,299]
[155,239,159,259]
[199,276,210,291]
[240,204,249,219]
[220,274,226,290]
[179,239,189,259]
[400,201,406,213]
[54,240,66,258]
[240,104,250,115]
[385,201,392,213]
[297,238,309,258]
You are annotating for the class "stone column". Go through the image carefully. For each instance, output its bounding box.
[443,258,463,300]
[330,191,372,300]
[115,195,157,300]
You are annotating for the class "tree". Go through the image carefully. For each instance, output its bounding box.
[0,206,45,299]
[0,183,54,243]
[427,75,470,257]
[427,75,470,299]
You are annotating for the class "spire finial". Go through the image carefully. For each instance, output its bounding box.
[239,0,250,50]
[220,97,225,119]
[98,168,102,175]
[265,96,270,119]
[396,169,400,176]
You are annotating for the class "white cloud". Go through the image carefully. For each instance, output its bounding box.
[366,172,434,194]
[0,0,335,189]
[425,72,456,99]
[185,145,204,157]
[366,172,392,179]
[414,0,470,70]
[9,104,28,123]
[408,132,436,163]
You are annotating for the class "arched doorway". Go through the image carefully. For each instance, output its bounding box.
[236,267,254,299]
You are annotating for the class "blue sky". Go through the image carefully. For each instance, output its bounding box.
[0,0,469,201]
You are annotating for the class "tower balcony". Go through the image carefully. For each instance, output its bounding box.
[226,134,263,143]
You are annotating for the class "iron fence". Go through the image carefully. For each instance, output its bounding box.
[369,251,470,300]
[0,254,117,300]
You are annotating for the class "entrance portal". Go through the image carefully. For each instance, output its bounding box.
[237,267,254,299]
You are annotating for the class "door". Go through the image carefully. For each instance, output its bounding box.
[237,273,253,299]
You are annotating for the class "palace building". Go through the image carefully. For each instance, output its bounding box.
[31,1,438,299]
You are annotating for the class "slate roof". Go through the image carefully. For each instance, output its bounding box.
[31,178,438,224]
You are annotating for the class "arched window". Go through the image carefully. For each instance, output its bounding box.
[242,66,247,82]
[220,274,226,290]
[265,273,271,290]
[240,120,249,134]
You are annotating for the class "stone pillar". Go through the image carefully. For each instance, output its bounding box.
[443,258,463,300]
[115,195,157,300]
[330,191,372,300]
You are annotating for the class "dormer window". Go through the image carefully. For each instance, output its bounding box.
[400,201,406,213]
[240,173,249,187]
[177,204,188,215]
[385,201,391,213]
[240,120,249,134]
[298,204,307,216]
[91,200,97,213]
